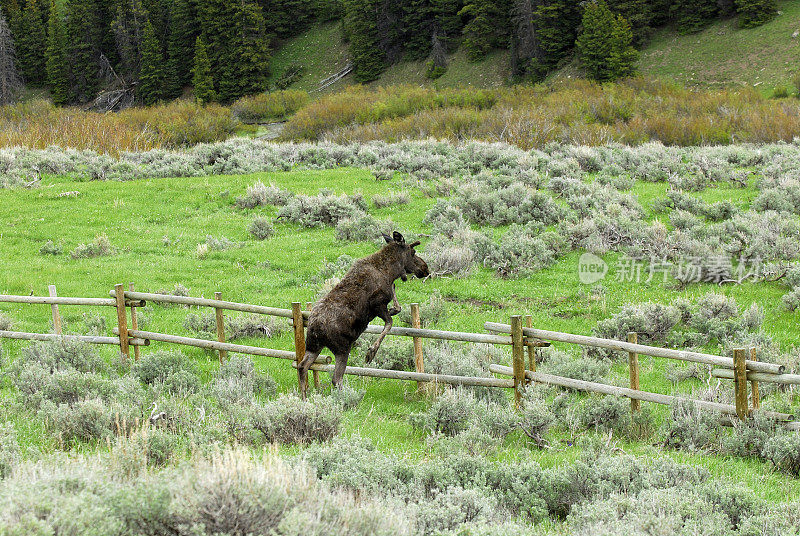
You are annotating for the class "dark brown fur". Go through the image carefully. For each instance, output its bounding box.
[298,232,429,396]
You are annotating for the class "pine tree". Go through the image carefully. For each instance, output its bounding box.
[606,12,637,79]
[671,0,718,34]
[137,19,163,104]
[164,0,198,98]
[191,35,215,103]
[343,0,384,82]
[259,0,314,38]
[459,0,494,60]
[576,0,637,82]
[45,0,70,104]
[0,11,22,104]
[402,0,435,60]
[606,0,652,46]
[111,0,147,81]
[527,0,581,79]
[735,0,776,28]
[65,0,100,102]
[14,0,46,85]
[432,0,463,51]
[223,0,270,100]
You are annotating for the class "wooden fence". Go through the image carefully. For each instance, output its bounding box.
[1,284,799,430]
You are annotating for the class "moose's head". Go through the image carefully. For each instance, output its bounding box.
[383,231,429,281]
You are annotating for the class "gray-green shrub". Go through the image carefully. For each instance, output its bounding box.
[249,216,274,240]
[251,394,341,444]
[70,233,116,259]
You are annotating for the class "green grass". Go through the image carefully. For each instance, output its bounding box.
[2,168,800,504]
[638,0,800,93]
[271,3,799,97]
[268,22,510,94]
[267,22,352,93]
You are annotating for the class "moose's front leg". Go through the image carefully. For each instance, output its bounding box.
[365,305,393,364]
[388,283,401,316]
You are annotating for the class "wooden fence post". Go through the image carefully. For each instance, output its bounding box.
[411,303,426,393]
[214,292,227,364]
[733,348,748,420]
[292,302,306,391]
[48,284,62,335]
[129,283,141,362]
[628,332,640,412]
[114,284,130,365]
[750,347,760,410]
[524,315,536,374]
[307,302,319,389]
[511,315,525,407]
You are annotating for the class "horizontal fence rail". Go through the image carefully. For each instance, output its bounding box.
[114,290,548,347]
[110,290,297,318]
[711,368,800,386]
[119,328,331,364]
[0,330,149,346]
[298,362,515,388]
[485,322,785,375]
[489,364,794,422]
[0,294,145,307]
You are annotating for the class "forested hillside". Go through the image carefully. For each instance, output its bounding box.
[0,0,788,108]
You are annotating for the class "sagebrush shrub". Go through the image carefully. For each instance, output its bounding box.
[723,412,780,459]
[38,240,62,255]
[335,214,393,242]
[132,350,196,385]
[578,396,632,435]
[18,339,106,374]
[211,355,277,406]
[70,233,116,259]
[762,432,800,476]
[372,190,410,208]
[0,423,20,478]
[184,311,286,341]
[49,398,113,444]
[251,394,341,444]
[661,401,720,452]
[484,226,566,277]
[277,190,368,228]
[249,216,274,240]
[0,313,12,331]
[539,349,610,382]
[518,387,554,447]
[236,181,294,208]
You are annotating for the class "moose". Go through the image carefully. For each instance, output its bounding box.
[297,231,429,396]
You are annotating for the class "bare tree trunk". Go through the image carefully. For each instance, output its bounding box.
[0,13,23,105]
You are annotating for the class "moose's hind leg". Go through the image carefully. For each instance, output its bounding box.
[331,351,350,389]
[365,305,393,364]
[298,345,323,399]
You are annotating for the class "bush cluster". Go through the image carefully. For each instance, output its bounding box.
[250,393,342,445]
[0,448,407,535]
[248,216,274,240]
[184,311,287,341]
[69,233,116,259]
[277,189,368,228]
[230,90,310,123]
[593,293,765,359]
[235,180,294,208]
[7,340,148,444]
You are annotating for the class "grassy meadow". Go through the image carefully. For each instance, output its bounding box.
[2,144,800,516]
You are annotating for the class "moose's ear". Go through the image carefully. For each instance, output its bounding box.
[382,233,393,244]
[392,231,405,244]
[408,241,421,248]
